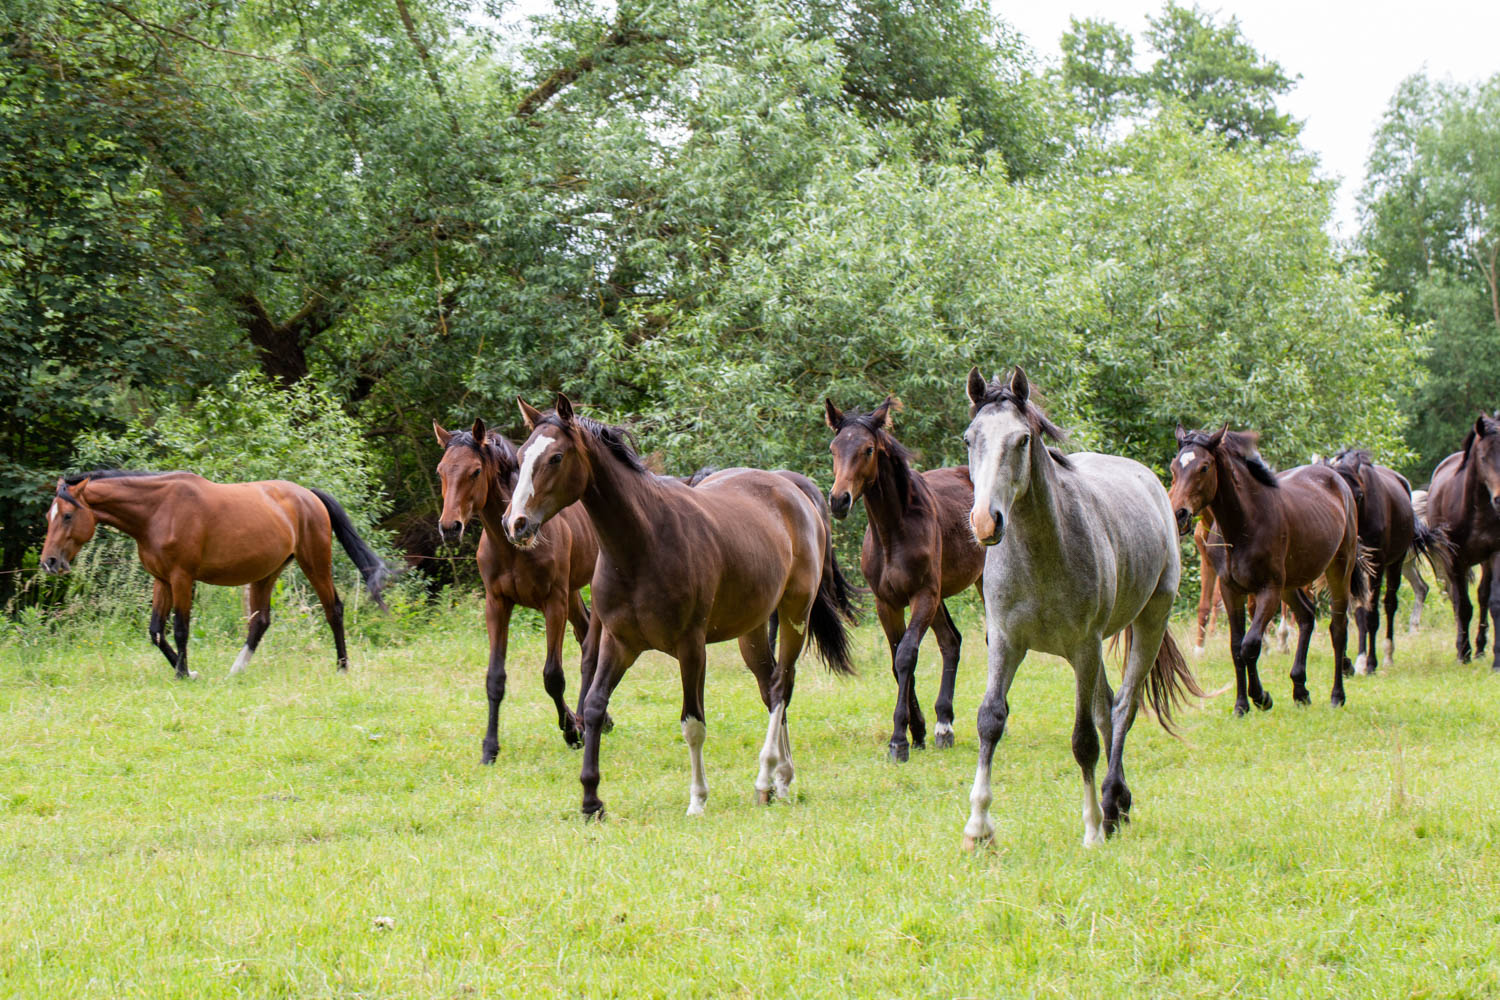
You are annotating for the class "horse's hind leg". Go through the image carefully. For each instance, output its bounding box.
[757,599,808,802]
[1404,557,1427,632]
[1355,563,1383,675]
[1451,567,1475,663]
[1070,643,1108,848]
[678,635,710,816]
[931,601,962,748]
[1104,596,1173,835]
[1379,562,1401,671]
[1485,555,1500,671]
[230,574,278,676]
[1477,563,1492,658]
[295,544,348,671]
[541,595,582,749]
[149,579,179,669]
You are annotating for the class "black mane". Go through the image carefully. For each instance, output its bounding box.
[834,406,918,504]
[58,469,181,505]
[444,428,519,474]
[540,412,648,474]
[1180,428,1279,488]
[969,379,1074,470]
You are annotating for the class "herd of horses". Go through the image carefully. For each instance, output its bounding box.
[35,370,1500,848]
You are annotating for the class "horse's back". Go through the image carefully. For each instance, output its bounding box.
[1277,465,1357,581]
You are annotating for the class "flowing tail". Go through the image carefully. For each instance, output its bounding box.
[807,544,860,675]
[310,488,393,610]
[1118,626,1206,737]
[1411,518,1453,586]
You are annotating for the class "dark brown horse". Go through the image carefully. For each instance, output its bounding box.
[434,420,600,760]
[1424,413,1500,668]
[39,471,389,678]
[1168,426,1360,713]
[503,395,858,818]
[1325,448,1429,675]
[824,397,983,760]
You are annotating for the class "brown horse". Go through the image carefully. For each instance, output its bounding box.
[1168,426,1360,713]
[39,471,389,678]
[824,397,983,760]
[1325,448,1429,675]
[434,419,600,760]
[1424,413,1500,668]
[503,395,858,819]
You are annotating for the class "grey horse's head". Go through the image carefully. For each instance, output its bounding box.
[963,366,1069,546]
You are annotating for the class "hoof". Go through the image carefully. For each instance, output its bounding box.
[480,740,498,765]
[961,833,990,853]
[1345,656,1359,677]
[1331,692,1346,708]
[1192,645,1206,658]
[887,743,910,764]
[1256,692,1275,711]
[602,713,616,734]
[562,727,583,750]
[755,788,772,805]
[1293,690,1310,706]
[582,806,607,823]
[686,800,705,817]
[934,727,955,750]
[1233,701,1249,718]
[177,670,199,681]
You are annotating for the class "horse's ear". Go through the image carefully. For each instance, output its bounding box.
[1476,414,1490,438]
[1208,423,1229,449]
[966,366,987,407]
[517,396,543,430]
[555,393,574,422]
[471,417,487,444]
[824,398,843,431]
[1009,366,1030,404]
[433,421,453,448]
[71,477,90,500]
[871,396,893,428]
[1174,423,1188,445]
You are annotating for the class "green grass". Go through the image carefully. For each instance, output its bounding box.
[2,598,1499,998]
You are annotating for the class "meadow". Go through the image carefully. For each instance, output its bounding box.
[2,594,1498,999]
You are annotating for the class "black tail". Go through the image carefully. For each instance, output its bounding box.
[311,488,392,610]
[1411,519,1453,585]
[808,545,860,676]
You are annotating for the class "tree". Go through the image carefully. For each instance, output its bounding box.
[1061,2,1300,146]
[1361,73,1500,476]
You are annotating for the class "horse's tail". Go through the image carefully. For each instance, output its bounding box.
[1411,517,1453,585]
[1349,543,1380,601]
[808,543,860,676]
[1120,625,1206,738]
[310,488,393,611]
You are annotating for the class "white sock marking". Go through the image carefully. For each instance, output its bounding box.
[963,761,994,846]
[683,718,707,815]
[1354,653,1369,676]
[755,703,786,800]
[229,645,254,676]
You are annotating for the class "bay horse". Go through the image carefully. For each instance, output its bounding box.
[960,368,1202,849]
[434,419,600,760]
[1325,448,1430,674]
[39,471,389,678]
[824,396,984,760]
[503,394,858,818]
[1423,413,1500,668]
[1168,425,1360,713]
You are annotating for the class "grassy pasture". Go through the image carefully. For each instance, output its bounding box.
[2,598,1498,999]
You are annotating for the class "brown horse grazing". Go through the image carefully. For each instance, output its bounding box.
[503,395,858,819]
[434,419,601,760]
[1325,448,1431,675]
[39,471,389,678]
[1423,413,1500,668]
[1168,426,1360,713]
[823,397,983,760]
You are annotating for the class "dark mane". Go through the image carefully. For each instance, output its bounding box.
[1330,447,1373,470]
[444,428,519,476]
[834,407,918,504]
[541,412,648,474]
[1180,428,1279,488]
[1458,413,1500,471]
[58,468,181,505]
[969,379,1074,470]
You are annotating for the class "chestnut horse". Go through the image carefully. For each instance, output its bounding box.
[1168,426,1360,713]
[40,471,389,678]
[503,395,857,819]
[1424,413,1500,668]
[824,397,983,760]
[1325,448,1431,674]
[434,419,600,760]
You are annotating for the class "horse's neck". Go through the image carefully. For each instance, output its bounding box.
[1010,445,1066,556]
[476,470,512,543]
[579,442,665,566]
[1206,457,1266,542]
[863,453,921,549]
[81,478,164,539]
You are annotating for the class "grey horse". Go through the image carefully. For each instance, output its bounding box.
[959,367,1203,849]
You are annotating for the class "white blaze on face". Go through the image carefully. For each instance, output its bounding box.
[48,502,58,523]
[1179,449,1197,469]
[509,433,555,526]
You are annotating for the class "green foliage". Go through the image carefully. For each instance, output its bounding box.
[1360,73,1500,477]
[1061,2,1301,146]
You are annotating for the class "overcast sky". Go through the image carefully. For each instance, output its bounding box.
[999,1,1500,237]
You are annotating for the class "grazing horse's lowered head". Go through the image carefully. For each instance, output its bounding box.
[1167,424,1279,536]
[1460,412,1500,516]
[823,395,906,520]
[40,477,98,574]
[963,365,1070,546]
[434,419,520,543]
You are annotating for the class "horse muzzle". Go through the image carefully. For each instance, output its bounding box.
[40,555,70,575]
[830,490,853,520]
[1174,507,1192,536]
[971,508,1005,547]
[505,515,542,549]
[437,519,465,544]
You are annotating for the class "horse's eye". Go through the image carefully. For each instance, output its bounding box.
[864,447,874,458]
[549,453,562,465]
[63,513,72,522]
[470,469,480,480]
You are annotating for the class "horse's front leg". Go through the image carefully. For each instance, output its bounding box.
[1485,555,1500,672]
[148,578,179,669]
[541,594,581,749]
[1478,562,1493,659]
[930,601,962,748]
[962,631,1024,851]
[1224,591,1250,716]
[1242,586,1280,709]
[480,593,513,765]
[1450,567,1474,663]
[874,599,910,762]
[579,632,639,820]
[677,635,710,815]
[170,575,197,680]
[890,592,938,760]
[1070,642,1109,848]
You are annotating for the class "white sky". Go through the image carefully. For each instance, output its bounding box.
[998,1,1500,237]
